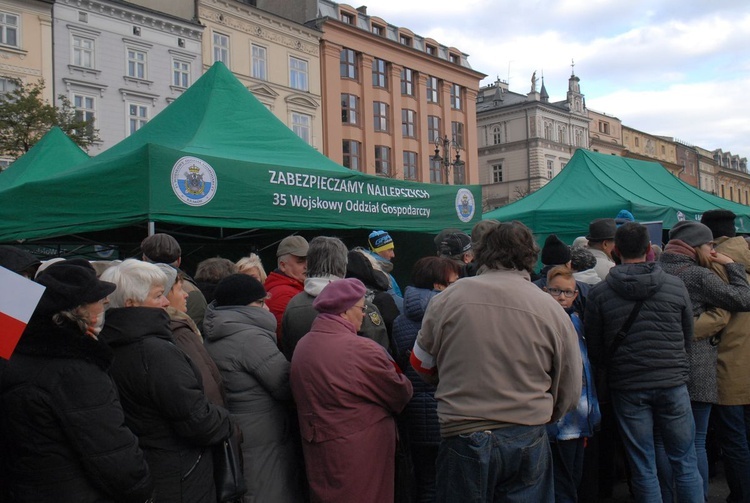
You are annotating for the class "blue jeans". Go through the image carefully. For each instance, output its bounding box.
[436,425,553,503]
[716,405,750,503]
[656,401,711,502]
[550,438,585,503]
[611,385,703,503]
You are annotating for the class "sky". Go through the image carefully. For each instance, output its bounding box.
[363,0,750,157]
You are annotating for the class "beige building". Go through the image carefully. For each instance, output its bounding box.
[0,0,53,167]
[713,149,750,204]
[621,125,681,176]
[477,72,590,208]
[257,0,485,184]
[127,0,324,150]
[588,109,624,156]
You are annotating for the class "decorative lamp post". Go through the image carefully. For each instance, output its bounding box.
[432,135,465,185]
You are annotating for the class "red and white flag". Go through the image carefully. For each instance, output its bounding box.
[0,266,45,359]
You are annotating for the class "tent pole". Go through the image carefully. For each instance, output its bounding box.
[148,221,155,236]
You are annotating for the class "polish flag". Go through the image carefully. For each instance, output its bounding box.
[0,266,45,359]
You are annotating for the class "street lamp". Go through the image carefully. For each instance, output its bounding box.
[432,135,465,184]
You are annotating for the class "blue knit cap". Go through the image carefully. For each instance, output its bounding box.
[368,230,394,253]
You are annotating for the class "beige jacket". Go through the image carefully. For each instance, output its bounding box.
[415,267,582,437]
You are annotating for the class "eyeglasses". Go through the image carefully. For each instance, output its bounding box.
[547,287,577,298]
[352,303,367,313]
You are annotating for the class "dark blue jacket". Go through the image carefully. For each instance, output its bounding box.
[392,286,441,446]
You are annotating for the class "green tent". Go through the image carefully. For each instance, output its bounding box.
[483,149,750,246]
[0,126,89,189]
[0,62,481,242]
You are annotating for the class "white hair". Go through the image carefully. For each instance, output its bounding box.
[100,259,167,308]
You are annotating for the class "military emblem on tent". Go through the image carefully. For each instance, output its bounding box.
[455,188,475,223]
[171,156,217,207]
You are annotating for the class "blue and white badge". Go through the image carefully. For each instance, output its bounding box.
[455,188,475,223]
[171,156,217,207]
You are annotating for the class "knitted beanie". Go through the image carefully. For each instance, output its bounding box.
[669,221,714,247]
[541,234,571,266]
[368,230,394,253]
[214,273,267,307]
[700,209,737,238]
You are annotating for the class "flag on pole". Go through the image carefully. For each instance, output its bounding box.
[0,266,45,359]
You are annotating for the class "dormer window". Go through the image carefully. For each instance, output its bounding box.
[426,44,437,56]
[399,34,412,47]
[449,53,459,64]
[340,12,354,25]
[371,24,384,36]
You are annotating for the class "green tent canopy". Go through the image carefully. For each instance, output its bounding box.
[483,149,750,246]
[0,62,481,242]
[0,126,89,189]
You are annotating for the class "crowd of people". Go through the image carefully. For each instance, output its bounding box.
[1,209,750,503]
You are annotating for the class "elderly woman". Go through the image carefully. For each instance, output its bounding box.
[0,262,153,502]
[203,274,301,502]
[155,263,226,407]
[290,278,413,503]
[235,253,267,283]
[659,220,750,501]
[99,259,233,503]
[392,257,460,503]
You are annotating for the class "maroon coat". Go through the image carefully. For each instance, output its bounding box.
[290,313,413,503]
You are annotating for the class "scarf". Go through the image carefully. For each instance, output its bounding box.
[663,239,697,261]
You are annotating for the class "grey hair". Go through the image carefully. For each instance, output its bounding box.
[100,259,167,308]
[52,307,89,334]
[306,236,348,278]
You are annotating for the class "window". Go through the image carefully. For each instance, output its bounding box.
[289,57,308,91]
[426,44,437,56]
[73,35,94,68]
[0,12,18,47]
[73,94,95,135]
[213,32,229,65]
[427,115,441,143]
[172,59,190,88]
[341,94,359,125]
[340,48,357,80]
[449,53,460,64]
[128,103,148,135]
[430,158,443,183]
[403,151,418,180]
[126,48,146,79]
[400,68,414,96]
[492,126,502,145]
[251,44,267,80]
[547,159,554,179]
[426,76,439,103]
[343,140,361,171]
[399,34,411,46]
[373,102,388,132]
[544,122,552,140]
[375,146,391,176]
[292,112,311,144]
[492,163,503,183]
[401,109,416,138]
[453,162,465,185]
[372,58,387,88]
[450,84,462,109]
[635,137,640,147]
[451,122,464,149]
[371,24,384,36]
[661,145,666,154]
[0,77,17,93]
[598,121,610,134]
[340,12,354,24]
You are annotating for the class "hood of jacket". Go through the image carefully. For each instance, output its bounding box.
[99,307,172,347]
[402,286,439,323]
[265,270,304,292]
[303,275,339,297]
[605,262,666,301]
[346,250,390,291]
[202,303,276,342]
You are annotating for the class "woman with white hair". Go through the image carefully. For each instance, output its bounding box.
[235,253,267,283]
[100,259,233,503]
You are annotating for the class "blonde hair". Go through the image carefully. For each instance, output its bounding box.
[236,253,267,283]
[547,265,575,283]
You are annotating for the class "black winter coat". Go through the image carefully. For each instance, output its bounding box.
[392,286,441,446]
[0,316,153,503]
[99,307,232,503]
[584,262,692,392]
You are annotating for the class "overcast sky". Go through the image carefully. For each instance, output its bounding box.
[365,0,750,158]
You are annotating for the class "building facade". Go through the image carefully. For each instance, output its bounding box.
[52,0,203,152]
[588,109,624,156]
[477,72,590,209]
[713,149,750,204]
[0,0,53,167]
[196,0,323,150]
[257,0,485,184]
[621,125,681,176]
